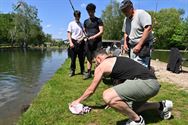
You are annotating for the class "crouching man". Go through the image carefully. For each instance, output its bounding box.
[71,49,173,125]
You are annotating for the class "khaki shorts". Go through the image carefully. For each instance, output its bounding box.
[112,79,160,109]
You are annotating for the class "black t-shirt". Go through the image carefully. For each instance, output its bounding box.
[84,17,103,42]
[110,57,157,80]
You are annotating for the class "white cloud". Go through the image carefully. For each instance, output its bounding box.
[81,3,86,8]
[115,0,122,2]
[52,28,67,40]
[46,24,51,28]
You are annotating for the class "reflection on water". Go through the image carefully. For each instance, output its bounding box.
[152,50,188,67]
[0,48,67,125]
[0,74,19,107]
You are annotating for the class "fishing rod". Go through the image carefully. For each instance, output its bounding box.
[67,0,88,42]
[68,0,75,12]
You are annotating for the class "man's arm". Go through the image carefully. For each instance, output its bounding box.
[123,33,129,51]
[133,25,152,53]
[88,25,104,40]
[71,66,104,104]
[67,31,74,48]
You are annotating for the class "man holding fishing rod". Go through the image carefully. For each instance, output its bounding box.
[67,10,85,77]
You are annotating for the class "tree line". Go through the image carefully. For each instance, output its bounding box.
[1,1,188,50]
[101,1,188,50]
[0,1,64,48]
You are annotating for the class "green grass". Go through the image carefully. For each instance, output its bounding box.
[17,59,188,125]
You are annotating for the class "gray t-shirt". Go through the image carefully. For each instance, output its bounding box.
[122,9,154,45]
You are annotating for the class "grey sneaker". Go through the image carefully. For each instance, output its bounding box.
[125,115,145,125]
[83,72,91,80]
[159,100,173,120]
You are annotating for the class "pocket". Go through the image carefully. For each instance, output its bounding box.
[138,44,151,58]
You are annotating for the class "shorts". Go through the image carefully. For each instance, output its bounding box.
[112,79,160,109]
[85,40,102,62]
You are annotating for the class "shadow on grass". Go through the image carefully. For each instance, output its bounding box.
[85,104,108,109]
[85,104,175,124]
[116,110,174,125]
[74,72,84,76]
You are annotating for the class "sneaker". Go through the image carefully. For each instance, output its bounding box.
[69,70,75,77]
[159,100,173,120]
[80,70,84,75]
[83,72,91,80]
[125,115,145,125]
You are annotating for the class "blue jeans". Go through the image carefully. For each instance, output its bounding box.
[129,47,151,68]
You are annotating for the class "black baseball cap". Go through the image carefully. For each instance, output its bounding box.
[119,0,133,10]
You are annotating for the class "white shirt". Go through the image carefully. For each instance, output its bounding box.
[67,20,84,40]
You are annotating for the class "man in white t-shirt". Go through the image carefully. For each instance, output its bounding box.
[120,0,154,68]
[67,10,85,77]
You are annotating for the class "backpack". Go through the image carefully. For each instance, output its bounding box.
[167,48,182,73]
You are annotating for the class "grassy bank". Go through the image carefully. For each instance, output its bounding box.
[17,59,188,125]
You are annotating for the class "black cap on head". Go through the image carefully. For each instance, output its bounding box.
[86,3,96,11]
[74,10,81,17]
[119,0,133,10]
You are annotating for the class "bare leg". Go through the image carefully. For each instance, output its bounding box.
[103,88,140,121]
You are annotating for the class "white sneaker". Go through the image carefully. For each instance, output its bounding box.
[125,115,145,125]
[159,100,173,120]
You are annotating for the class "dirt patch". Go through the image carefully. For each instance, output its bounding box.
[151,60,188,89]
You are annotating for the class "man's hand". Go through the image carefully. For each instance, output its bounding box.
[70,99,80,106]
[88,35,96,40]
[123,43,129,52]
[69,42,74,48]
[133,44,142,54]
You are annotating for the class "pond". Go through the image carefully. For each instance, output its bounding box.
[0,48,67,125]
[152,50,188,67]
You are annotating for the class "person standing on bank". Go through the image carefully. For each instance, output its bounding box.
[83,3,104,79]
[67,10,85,77]
[120,0,154,68]
[71,49,173,125]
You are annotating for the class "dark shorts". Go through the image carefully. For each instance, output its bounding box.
[85,40,102,62]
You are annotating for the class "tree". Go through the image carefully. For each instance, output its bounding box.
[101,1,188,50]
[13,1,41,48]
[182,17,188,50]
[29,24,45,46]
[151,8,184,49]
[101,0,124,40]
[0,14,15,45]
[0,1,50,47]
[5,14,17,47]
[44,34,52,46]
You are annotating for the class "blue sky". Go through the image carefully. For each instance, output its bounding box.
[1,0,188,40]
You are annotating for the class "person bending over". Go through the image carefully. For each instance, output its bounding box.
[71,49,173,125]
